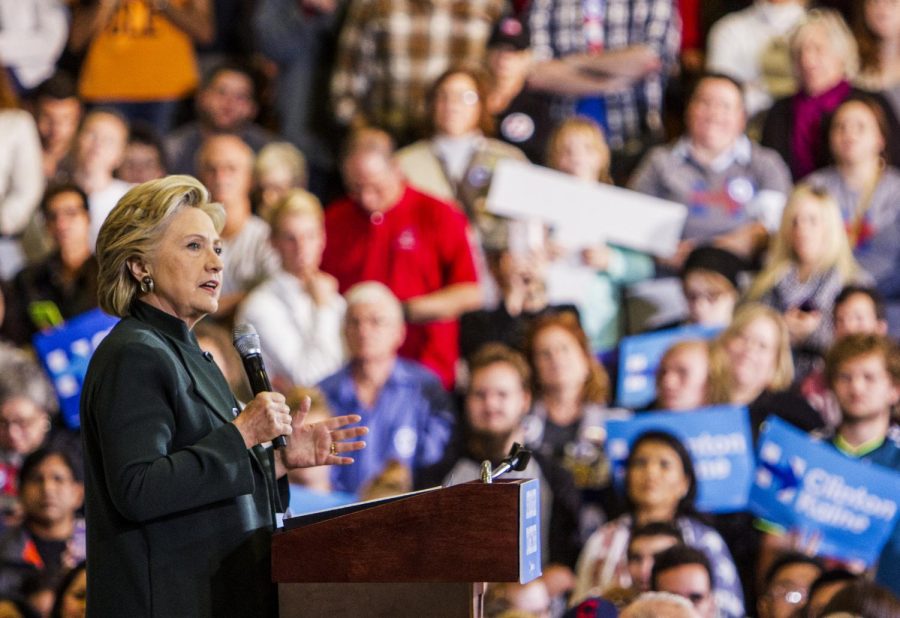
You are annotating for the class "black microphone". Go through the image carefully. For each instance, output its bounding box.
[232,323,287,449]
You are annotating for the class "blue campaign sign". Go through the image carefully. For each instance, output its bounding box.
[32,309,119,429]
[606,405,754,513]
[519,478,542,583]
[615,324,721,409]
[750,418,900,566]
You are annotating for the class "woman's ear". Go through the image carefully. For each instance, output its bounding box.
[126,257,150,283]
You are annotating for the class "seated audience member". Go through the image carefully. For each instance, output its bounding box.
[618,591,700,618]
[679,247,744,329]
[117,124,167,185]
[800,285,889,428]
[804,96,900,334]
[484,17,556,165]
[165,62,274,176]
[236,189,345,389]
[818,579,900,617]
[29,72,81,182]
[416,344,581,583]
[253,142,308,221]
[19,571,56,618]
[573,431,744,617]
[319,282,455,495]
[757,552,824,618]
[321,128,482,389]
[799,569,858,618]
[49,560,85,618]
[708,304,823,440]
[0,448,85,598]
[761,9,900,181]
[762,334,900,597]
[705,0,807,118]
[650,546,718,618]
[196,134,279,321]
[650,341,710,412]
[484,580,551,618]
[856,0,900,118]
[67,109,131,247]
[524,313,628,534]
[0,69,44,280]
[545,117,654,351]
[10,184,98,343]
[746,184,870,380]
[630,72,791,271]
[626,522,684,593]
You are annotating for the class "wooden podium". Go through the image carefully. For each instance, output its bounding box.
[272,478,542,617]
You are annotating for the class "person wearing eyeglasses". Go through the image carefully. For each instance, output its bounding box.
[757,552,823,618]
[650,545,717,618]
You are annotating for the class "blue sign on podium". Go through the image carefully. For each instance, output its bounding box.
[519,478,542,583]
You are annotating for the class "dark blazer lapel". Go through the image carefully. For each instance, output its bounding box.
[176,345,241,426]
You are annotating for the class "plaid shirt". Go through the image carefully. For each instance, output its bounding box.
[528,0,680,149]
[330,0,505,140]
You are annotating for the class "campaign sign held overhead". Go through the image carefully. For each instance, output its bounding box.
[616,324,721,409]
[750,417,900,566]
[32,308,119,429]
[606,405,754,513]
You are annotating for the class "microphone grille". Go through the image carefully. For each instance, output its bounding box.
[232,323,262,357]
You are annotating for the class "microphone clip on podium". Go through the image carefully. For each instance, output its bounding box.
[480,442,532,483]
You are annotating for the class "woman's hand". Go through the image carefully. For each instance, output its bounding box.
[233,392,293,449]
[279,397,368,470]
[784,307,822,344]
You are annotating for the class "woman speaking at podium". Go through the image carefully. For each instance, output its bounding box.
[80,176,366,616]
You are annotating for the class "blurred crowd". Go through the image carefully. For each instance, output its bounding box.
[1,0,900,616]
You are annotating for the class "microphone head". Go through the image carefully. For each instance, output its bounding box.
[232,323,262,357]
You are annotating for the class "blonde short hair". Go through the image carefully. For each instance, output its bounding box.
[790,9,859,81]
[254,141,308,189]
[96,175,226,317]
[267,188,323,235]
[546,116,612,184]
[344,281,404,324]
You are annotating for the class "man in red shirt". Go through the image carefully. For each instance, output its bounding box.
[321,128,482,388]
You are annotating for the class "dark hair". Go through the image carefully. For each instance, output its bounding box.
[650,545,713,592]
[629,521,684,547]
[201,59,261,103]
[834,284,887,322]
[49,561,86,618]
[830,95,891,164]
[127,122,169,173]
[31,71,79,102]
[686,72,746,112]
[39,183,90,217]
[20,448,82,485]
[761,551,823,590]
[819,579,900,617]
[625,431,698,517]
[801,568,858,617]
[426,65,495,137]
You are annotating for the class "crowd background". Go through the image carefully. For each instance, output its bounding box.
[1,0,900,617]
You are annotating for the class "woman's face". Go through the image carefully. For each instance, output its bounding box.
[271,213,324,278]
[0,397,49,455]
[683,272,736,327]
[865,0,900,41]
[627,441,690,515]
[59,569,87,618]
[789,196,828,267]
[657,346,709,411]
[829,101,885,166]
[434,73,482,137]
[139,208,223,329]
[724,317,780,395]
[795,24,846,96]
[554,132,607,182]
[532,325,589,392]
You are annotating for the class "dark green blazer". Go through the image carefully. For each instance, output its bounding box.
[81,302,280,617]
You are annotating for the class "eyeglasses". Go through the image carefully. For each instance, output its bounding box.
[436,89,480,106]
[769,584,807,605]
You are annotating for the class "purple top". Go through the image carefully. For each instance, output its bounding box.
[791,80,851,179]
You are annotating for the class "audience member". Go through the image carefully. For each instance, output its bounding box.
[708,304,823,439]
[652,340,710,412]
[196,135,279,321]
[545,117,654,351]
[650,545,717,618]
[0,448,85,599]
[321,128,482,388]
[705,0,807,118]
[757,552,824,618]
[165,62,276,177]
[49,560,85,618]
[68,109,131,248]
[236,189,345,389]
[0,70,44,280]
[854,0,900,118]
[117,123,167,185]
[818,579,900,617]
[746,184,870,380]
[679,247,745,329]
[484,580,552,618]
[761,8,900,181]
[0,0,68,97]
[68,0,214,134]
[631,72,791,270]
[252,142,308,221]
[626,522,683,593]
[9,184,98,344]
[29,72,81,183]
[799,569,857,618]
[572,431,743,617]
[619,591,700,618]
[485,16,556,164]
[329,0,505,143]
[319,282,455,495]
